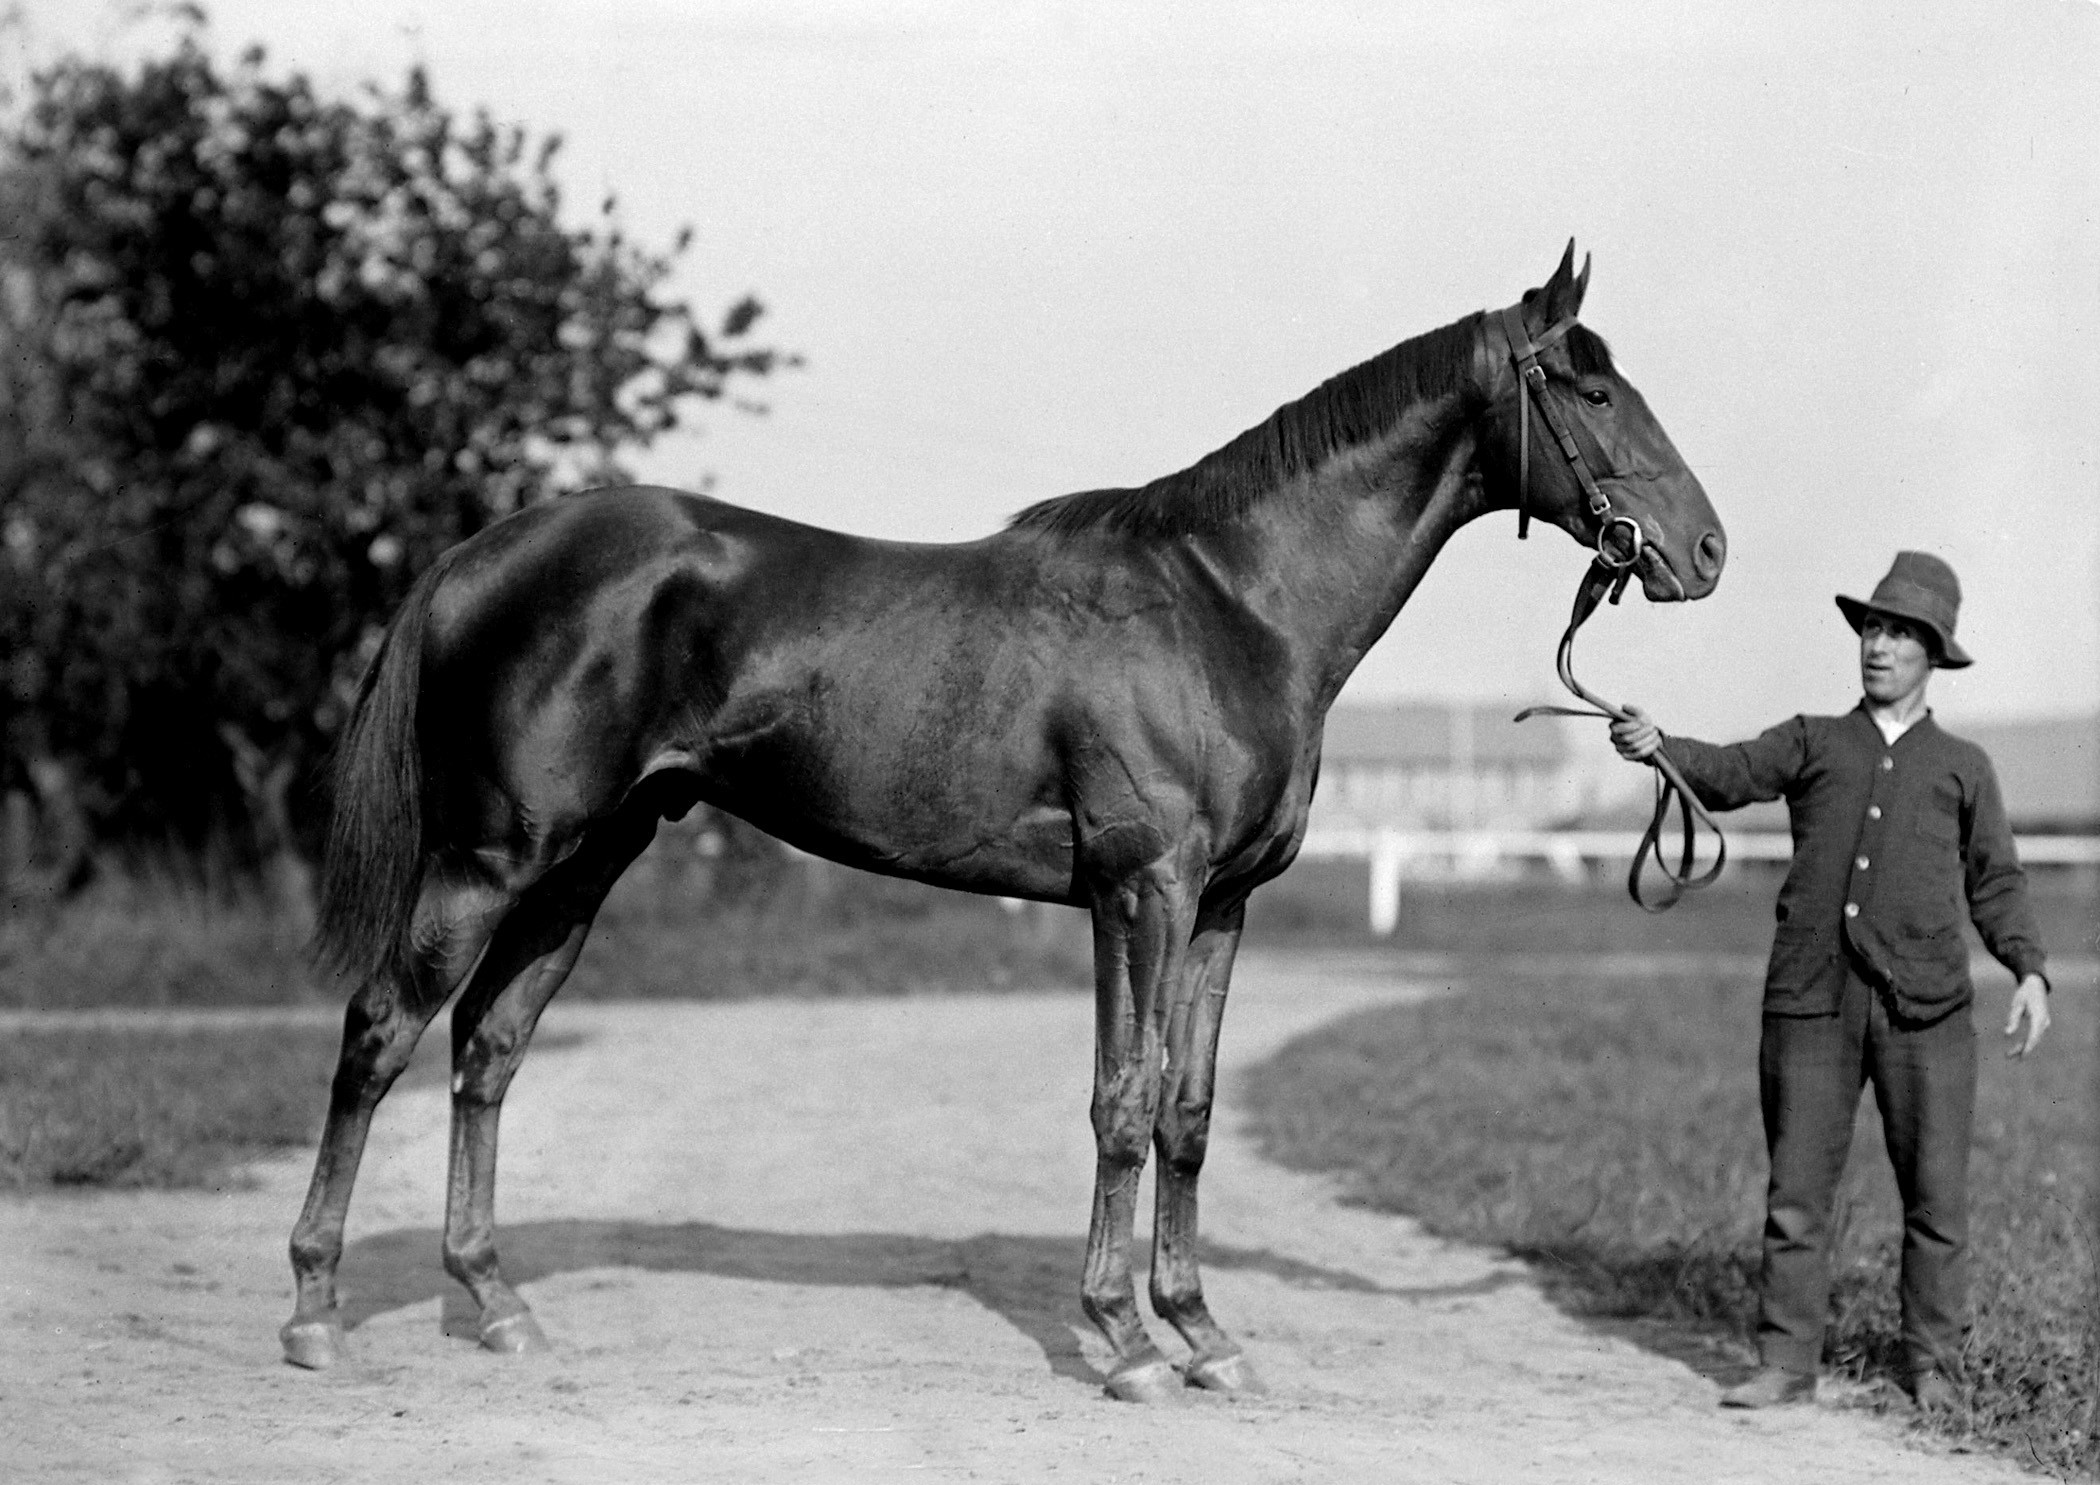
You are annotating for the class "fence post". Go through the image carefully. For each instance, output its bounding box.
[1368,832,1404,935]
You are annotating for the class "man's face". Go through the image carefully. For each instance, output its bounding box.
[1859,612,1933,706]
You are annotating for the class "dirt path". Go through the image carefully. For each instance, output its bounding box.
[0,951,2025,1483]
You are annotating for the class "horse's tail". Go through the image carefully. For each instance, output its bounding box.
[312,550,459,989]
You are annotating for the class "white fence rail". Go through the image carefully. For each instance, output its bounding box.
[1297,828,2100,935]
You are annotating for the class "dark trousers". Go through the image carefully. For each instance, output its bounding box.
[1755,963,1976,1379]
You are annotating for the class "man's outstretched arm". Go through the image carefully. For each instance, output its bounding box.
[1609,709,1808,812]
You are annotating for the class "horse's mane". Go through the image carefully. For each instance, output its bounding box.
[1007,311,1615,541]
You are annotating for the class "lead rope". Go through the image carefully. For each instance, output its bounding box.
[1495,298,1725,911]
[1515,562,1727,912]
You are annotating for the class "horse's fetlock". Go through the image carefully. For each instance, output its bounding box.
[442,1235,498,1287]
[1149,1272,1205,1319]
[1080,1284,1139,1333]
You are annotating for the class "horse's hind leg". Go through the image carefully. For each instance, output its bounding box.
[439,806,658,1354]
[283,876,509,1370]
[1080,860,1197,1403]
[1149,900,1261,1393]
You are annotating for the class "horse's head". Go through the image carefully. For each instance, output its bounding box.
[1486,242,1725,602]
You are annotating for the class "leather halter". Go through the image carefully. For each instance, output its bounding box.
[1498,303,1644,584]
[1500,302,1727,912]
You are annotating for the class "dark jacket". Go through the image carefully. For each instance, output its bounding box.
[1661,705,2047,1020]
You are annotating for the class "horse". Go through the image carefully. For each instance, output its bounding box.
[283,242,1726,1402]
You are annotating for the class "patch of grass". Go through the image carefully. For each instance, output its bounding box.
[1247,861,1791,954]
[1247,862,2099,964]
[0,830,1092,1010]
[1243,962,2098,1477]
[0,873,324,1009]
[0,826,1094,1190]
[0,1022,355,1189]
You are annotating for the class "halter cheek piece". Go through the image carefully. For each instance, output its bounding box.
[1500,302,1727,913]
[1498,303,1644,595]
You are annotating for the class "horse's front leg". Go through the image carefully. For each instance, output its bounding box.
[1081,861,1197,1402]
[1150,899,1261,1393]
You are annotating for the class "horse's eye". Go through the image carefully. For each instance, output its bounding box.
[1583,389,1612,407]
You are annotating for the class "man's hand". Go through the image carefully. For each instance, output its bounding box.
[1610,704,1663,763]
[2004,974,2051,1058]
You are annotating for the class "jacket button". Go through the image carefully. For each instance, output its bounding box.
[1881,756,1894,771]
[1868,805,1882,819]
[1856,855,1870,869]
[1844,902,1860,918]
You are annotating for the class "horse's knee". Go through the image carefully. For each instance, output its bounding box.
[1154,1097,1212,1177]
[1091,1086,1158,1170]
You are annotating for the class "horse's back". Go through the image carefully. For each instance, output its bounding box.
[411,485,1310,901]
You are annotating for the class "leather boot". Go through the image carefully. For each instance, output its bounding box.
[1719,1366,1816,1408]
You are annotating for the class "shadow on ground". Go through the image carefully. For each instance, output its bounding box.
[340,1220,1526,1384]
[1508,1241,1762,1388]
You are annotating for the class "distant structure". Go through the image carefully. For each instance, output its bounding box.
[1564,711,2100,838]
[1310,701,1578,833]
[1297,708,2098,932]
[1955,715,2100,830]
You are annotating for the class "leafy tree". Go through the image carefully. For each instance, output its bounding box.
[0,22,786,889]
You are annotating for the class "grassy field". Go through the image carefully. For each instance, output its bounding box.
[1242,882,2098,1477]
[1245,857,1795,953]
[1,1020,376,1189]
[0,829,1094,1011]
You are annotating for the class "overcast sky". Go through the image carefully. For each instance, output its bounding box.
[15,0,2098,749]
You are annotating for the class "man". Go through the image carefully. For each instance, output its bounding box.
[1610,551,2051,1411]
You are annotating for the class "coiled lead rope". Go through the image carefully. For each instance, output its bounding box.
[1516,561,1727,912]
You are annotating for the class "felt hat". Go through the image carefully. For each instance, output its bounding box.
[1835,551,1972,668]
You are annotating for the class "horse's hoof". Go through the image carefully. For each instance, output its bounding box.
[479,1310,550,1355]
[1186,1351,1265,1395]
[280,1318,346,1371]
[1104,1358,1184,1404]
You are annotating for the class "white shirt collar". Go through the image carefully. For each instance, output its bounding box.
[1870,710,1921,745]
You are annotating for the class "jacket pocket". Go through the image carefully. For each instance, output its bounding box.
[1887,925,1968,1005]
[1764,924,1840,1014]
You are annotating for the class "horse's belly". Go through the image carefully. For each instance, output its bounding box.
[690,736,1077,903]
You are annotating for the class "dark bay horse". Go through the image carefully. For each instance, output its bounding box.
[284,244,1725,1400]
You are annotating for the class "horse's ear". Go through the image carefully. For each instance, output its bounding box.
[1537,239,1589,325]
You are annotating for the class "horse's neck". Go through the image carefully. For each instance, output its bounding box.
[1203,393,1492,716]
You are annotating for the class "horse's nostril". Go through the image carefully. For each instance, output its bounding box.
[1695,530,1727,578]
